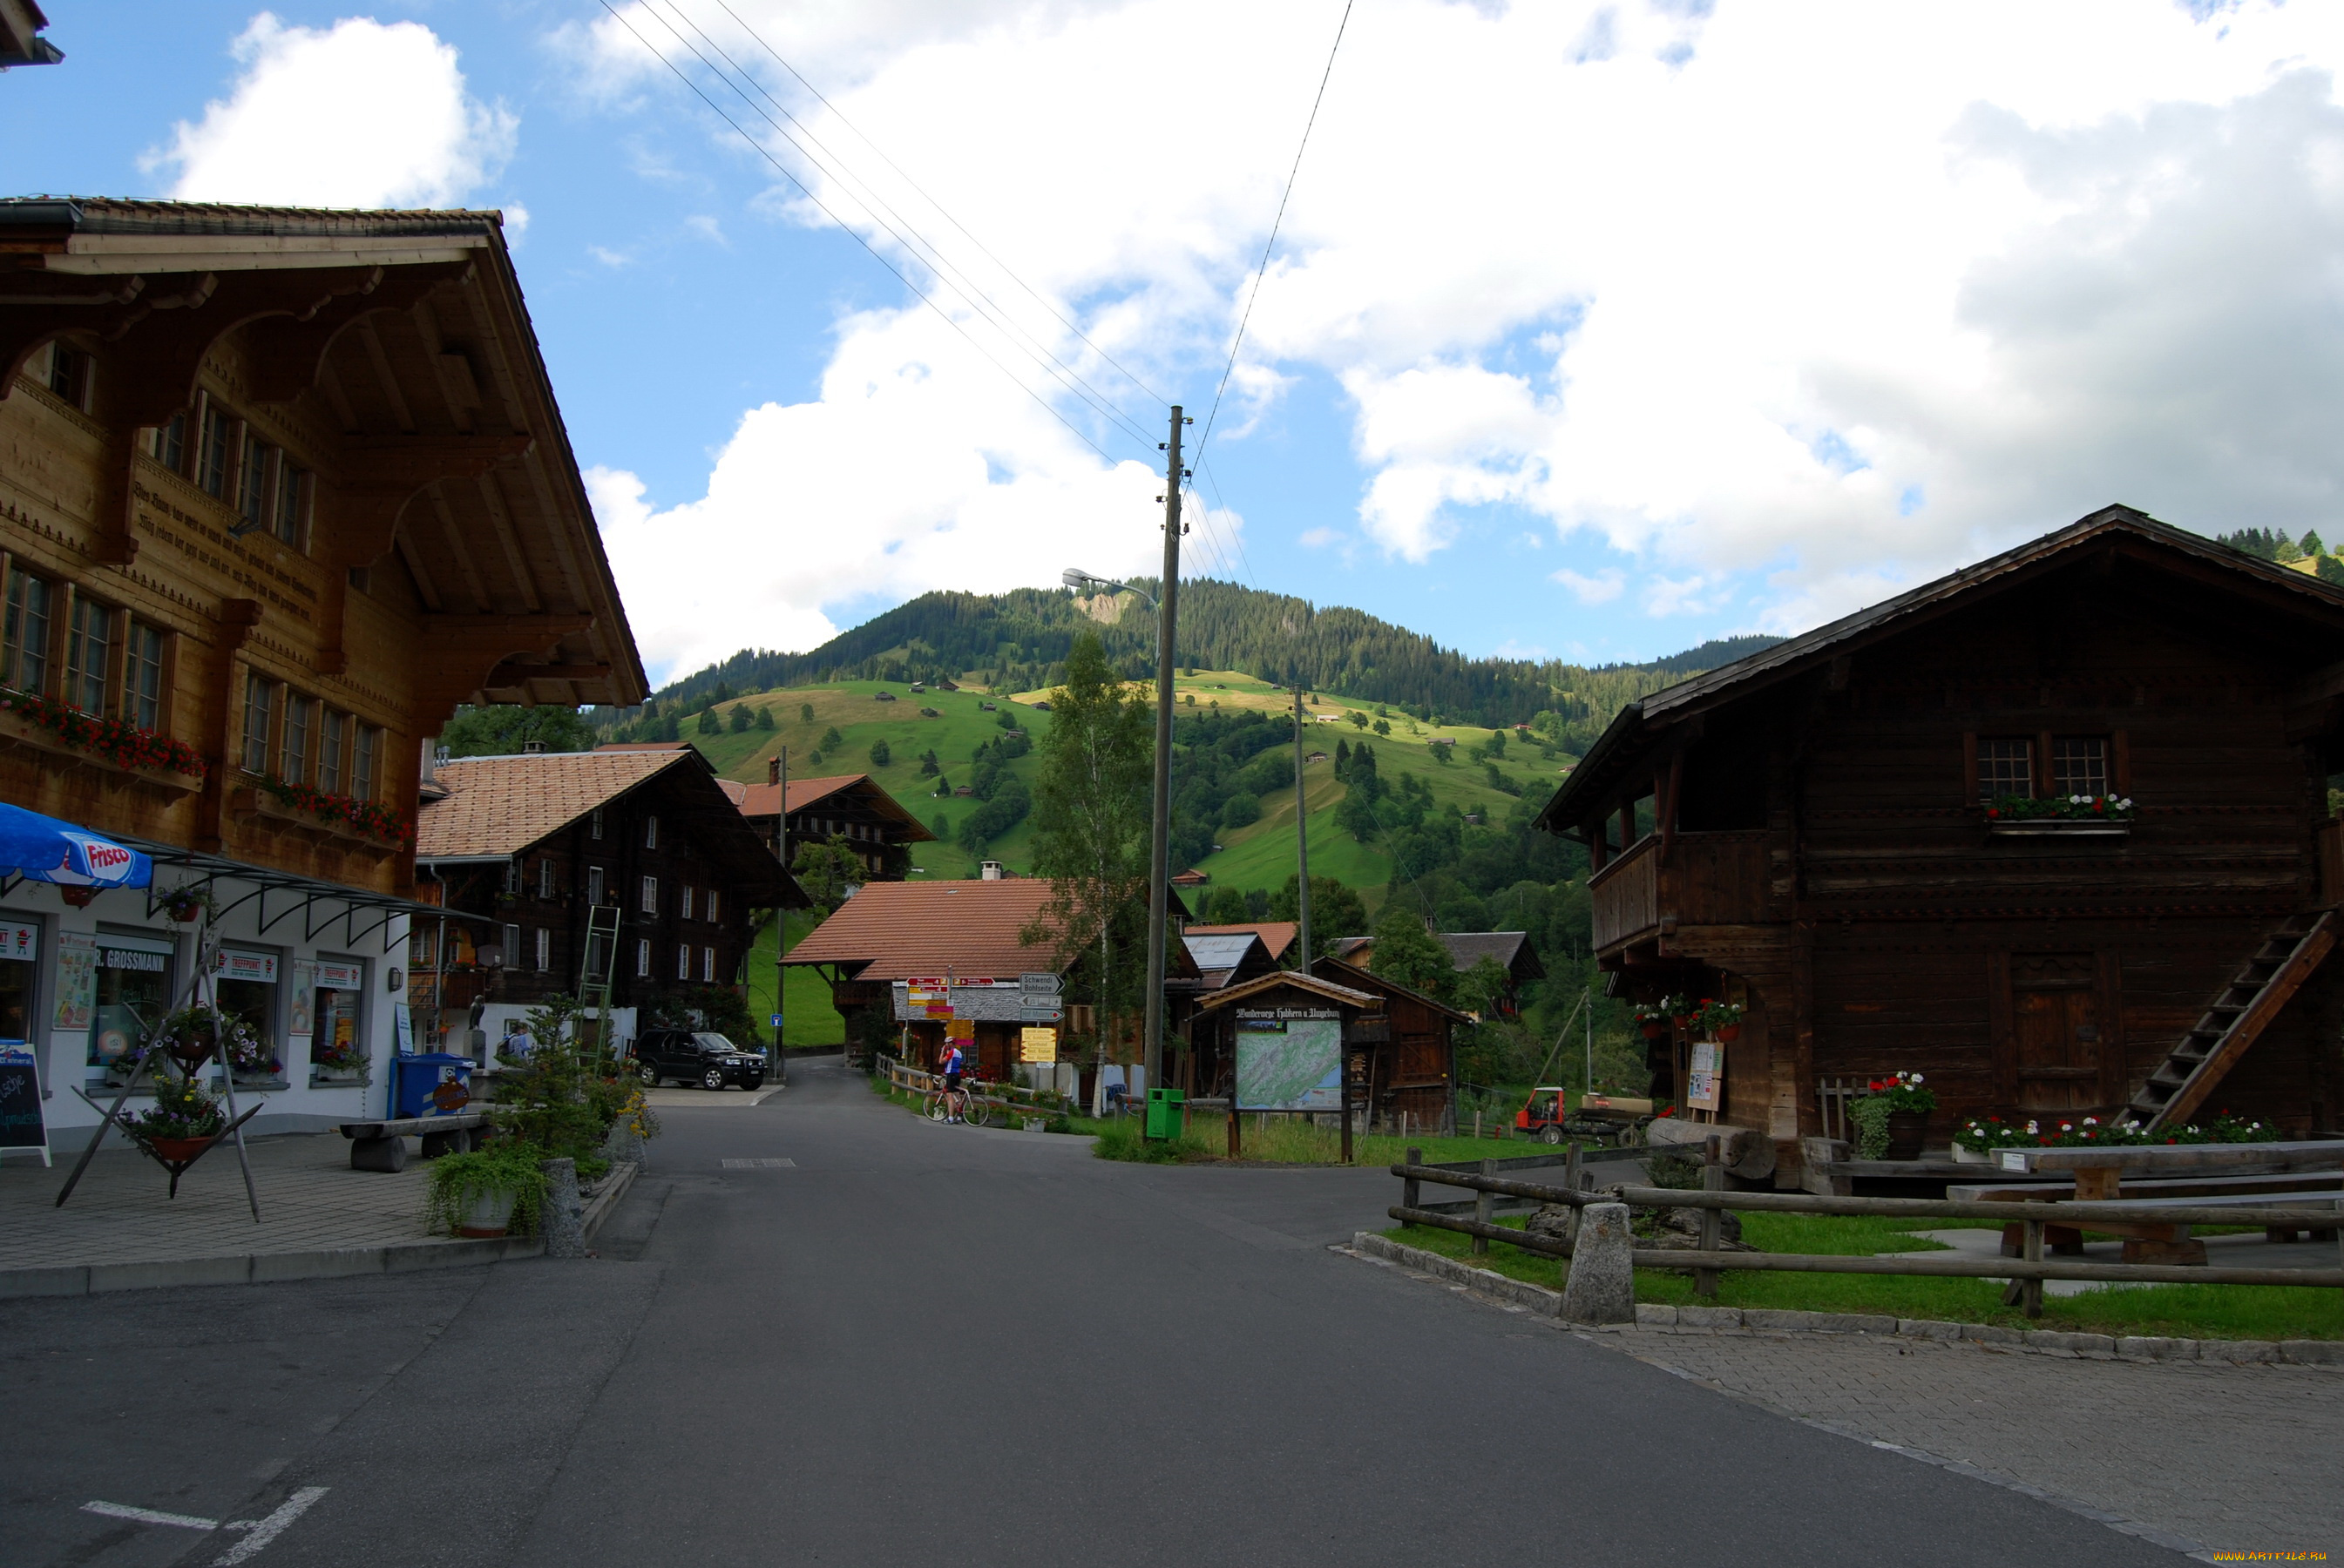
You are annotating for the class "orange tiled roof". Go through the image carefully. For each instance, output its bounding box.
[782,878,1062,980]
[417,751,688,859]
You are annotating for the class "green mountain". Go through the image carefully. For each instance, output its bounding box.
[612,579,1778,740]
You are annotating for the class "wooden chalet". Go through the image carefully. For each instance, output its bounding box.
[732,763,933,881]
[414,748,802,1050]
[0,198,642,1137]
[1536,505,2344,1180]
[1314,956,1469,1132]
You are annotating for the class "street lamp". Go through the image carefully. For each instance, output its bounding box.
[1061,568,1155,610]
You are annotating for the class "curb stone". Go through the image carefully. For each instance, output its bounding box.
[1350,1233,2344,1371]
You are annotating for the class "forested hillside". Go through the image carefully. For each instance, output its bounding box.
[610,579,1777,739]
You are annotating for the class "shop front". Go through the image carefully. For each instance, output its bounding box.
[1,840,456,1149]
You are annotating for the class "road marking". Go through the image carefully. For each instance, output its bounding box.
[83,1500,224,1530]
[721,1158,796,1168]
[211,1487,328,1565]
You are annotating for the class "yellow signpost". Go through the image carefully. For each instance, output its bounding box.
[1020,1027,1058,1064]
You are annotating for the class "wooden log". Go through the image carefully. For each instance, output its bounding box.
[1601,1183,2344,1231]
[1385,1207,2344,1287]
[1646,1116,1776,1180]
[2008,1140,2344,1176]
[1473,1158,1495,1257]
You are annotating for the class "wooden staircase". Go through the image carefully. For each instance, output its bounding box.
[2130,909,2337,1131]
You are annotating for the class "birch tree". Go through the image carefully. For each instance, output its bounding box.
[1023,632,1152,1114]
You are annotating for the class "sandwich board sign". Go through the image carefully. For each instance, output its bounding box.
[0,1041,51,1167]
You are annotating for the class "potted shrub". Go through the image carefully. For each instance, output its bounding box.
[1849,1071,1937,1159]
[423,1139,552,1239]
[1696,997,1745,1043]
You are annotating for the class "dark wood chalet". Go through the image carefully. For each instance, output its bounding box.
[1537,506,2344,1181]
[414,747,802,1047]
[733,764,932,881]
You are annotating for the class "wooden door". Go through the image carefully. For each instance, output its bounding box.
[2010,955,2101,1115]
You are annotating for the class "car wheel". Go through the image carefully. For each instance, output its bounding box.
[743,1076,764,1092]
[638,1064,659,1087]
[702,1068,727,1091]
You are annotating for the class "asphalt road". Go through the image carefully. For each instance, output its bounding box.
[7,1055,2183,1567]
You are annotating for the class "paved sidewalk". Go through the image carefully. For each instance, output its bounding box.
[0,1131,529,1294]
[1594,1325,2344,1555]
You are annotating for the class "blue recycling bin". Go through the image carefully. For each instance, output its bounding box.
[392,1053,474,1119]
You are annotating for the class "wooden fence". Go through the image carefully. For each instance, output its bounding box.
[1389,1141,2344,1317]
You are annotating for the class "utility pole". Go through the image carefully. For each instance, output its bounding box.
[1141,405,1189,1133]
[772,745,788,1084]
[1293,686,1311,972]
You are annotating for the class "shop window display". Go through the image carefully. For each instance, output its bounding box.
[308,958,368,1083]
[213,947,285,1085]
[86,936,174,1085]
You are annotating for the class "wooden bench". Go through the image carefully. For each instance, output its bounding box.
[1959,1144,2344,1262]
[338,1112,491,1172]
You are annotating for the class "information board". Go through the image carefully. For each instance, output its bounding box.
[1235,1012,1344,1112]
[1019,1027,1058,1064]
[1686,1041,1723,1112]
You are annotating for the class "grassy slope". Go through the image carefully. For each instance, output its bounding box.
[741,909,849,1046]
[696,679,1055,878]
[683,668,1553,912]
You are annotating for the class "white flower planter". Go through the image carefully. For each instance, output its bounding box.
[1951,1145,1991,1165]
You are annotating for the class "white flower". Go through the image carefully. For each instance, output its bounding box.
[1910,1072,1924,1085]
[2083,1116,2097,1125]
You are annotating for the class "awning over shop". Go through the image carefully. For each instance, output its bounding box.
[0,803,152,891]
[106,834,494,956]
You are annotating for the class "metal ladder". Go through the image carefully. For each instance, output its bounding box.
[579,902,622,1066]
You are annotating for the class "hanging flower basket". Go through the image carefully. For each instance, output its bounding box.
[160,887,213,923]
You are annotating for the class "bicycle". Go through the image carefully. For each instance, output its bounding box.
[925,1078,992,1127]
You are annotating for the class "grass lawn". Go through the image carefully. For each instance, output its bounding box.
[741,910,848,1047]
[1381,1212,2344,1342]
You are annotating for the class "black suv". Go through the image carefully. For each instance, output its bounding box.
[628,1031,767,1091]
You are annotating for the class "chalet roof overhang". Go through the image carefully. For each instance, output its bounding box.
[1536,504,2344,835]
[1192,968,1376,1015]
[0,197,646,715]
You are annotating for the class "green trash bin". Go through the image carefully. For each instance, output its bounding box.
[1145,1086,1187,1140]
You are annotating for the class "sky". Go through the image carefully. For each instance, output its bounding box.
[9,2,2344,687]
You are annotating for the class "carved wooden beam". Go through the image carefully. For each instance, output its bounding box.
[241,263,470,403]
[326,433,536,568]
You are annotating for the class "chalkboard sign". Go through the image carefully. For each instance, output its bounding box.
[0,1043,49,1166]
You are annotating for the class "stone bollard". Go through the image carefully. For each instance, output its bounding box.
[1559,1201,1636,1325]
[539,1157,587,1259]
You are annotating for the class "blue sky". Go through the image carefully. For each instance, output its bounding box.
[10,3,2344,686]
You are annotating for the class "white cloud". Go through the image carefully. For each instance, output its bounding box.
[1554,568,1625,605]
[564,0,2344,661]
[151,15,515,209]
[1297,527,1342,549]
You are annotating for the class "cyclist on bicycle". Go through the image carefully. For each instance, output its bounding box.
[939,1042,967,1123]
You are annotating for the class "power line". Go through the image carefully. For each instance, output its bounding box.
[624,0,1161,459]
[654,1,1162,455]
[1191,0,1355,471]
[704,0,1173,413]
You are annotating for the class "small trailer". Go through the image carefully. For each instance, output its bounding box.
[1514,1087,1657,1146]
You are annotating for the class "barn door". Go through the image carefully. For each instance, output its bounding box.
[2009,954,2103,1115]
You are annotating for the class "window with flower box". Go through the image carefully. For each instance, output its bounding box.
[353,724,379,801]
[122,621,165,730]
[241,673,276,774]
[3,569,52,692]
[318,707,346,794]
[282,693,315,785]
[63,594,109,713]
[2052,737,2110,797]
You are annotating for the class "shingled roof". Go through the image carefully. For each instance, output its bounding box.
[782,878,1061,981]
[417,750,686,859]
[734,774,933,840]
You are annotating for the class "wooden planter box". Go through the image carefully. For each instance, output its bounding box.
[1986,817,2131,838]
[227,786,403,854]
[0,708,205,795]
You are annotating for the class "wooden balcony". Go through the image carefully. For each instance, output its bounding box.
[1589,830,1774,953]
